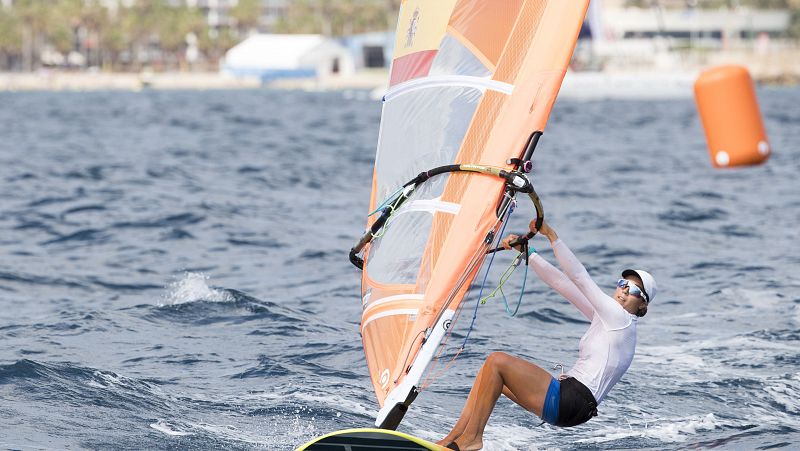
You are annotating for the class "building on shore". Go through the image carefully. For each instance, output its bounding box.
[341,32,395,71]
[596,5,791,42]
[580,1,796,74]
[221,34,354,83]
[184,0,289,32]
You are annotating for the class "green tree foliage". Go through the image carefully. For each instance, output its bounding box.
[198,27,238,64]
[275,0,401,37]
[0,9,22,52]
[230,0,262,34]
[13,0,53,70]
[156,4,205,54]
[791,8,800,37]
[0,0,795,71]
[0,0,212,71]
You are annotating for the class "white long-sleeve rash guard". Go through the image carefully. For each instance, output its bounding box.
[528,239,637,404]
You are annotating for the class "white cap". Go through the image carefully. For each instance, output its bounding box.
[622,269,657,303]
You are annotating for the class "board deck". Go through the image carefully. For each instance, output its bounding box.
[297,428,449,451]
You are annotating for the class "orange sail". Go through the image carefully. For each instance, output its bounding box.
[356,0,589,429]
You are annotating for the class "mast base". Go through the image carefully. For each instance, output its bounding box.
[373,310,454,429]
[377,388,418,430]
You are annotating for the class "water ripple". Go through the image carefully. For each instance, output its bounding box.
[0,88,797,449]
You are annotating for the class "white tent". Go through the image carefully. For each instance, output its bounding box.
[222,34,355,82]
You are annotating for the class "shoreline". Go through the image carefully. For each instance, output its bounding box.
[0,70,391,92]
[0,69,797,96]
[0,71,262,92]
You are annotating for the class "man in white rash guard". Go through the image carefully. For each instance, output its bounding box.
[438,219,657,451]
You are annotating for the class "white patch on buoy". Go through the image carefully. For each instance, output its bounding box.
[715,151,730,166]
[758,141,770,155]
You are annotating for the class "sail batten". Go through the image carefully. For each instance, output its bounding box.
[384,76,514,102]
[358,0,591,427]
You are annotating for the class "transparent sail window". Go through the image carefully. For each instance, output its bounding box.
[367,85,482,285]
[429,34,491,78]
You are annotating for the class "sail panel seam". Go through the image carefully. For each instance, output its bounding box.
[364,294,425,313]
[384,75,514,102]
[396,199,461,216]
[445,25,496,72]
[362,309,420,330]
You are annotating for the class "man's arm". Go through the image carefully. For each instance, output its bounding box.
[502,231,594,321]
[528,253,594,321]
[534,221,630,329]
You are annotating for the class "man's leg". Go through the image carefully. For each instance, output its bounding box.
[438,359,493,445]
[438,352,553,450]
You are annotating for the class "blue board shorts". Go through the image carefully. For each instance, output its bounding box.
[541,376,598,427]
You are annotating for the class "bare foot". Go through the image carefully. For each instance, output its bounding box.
[452,436,483,451]
[435,439,460,450]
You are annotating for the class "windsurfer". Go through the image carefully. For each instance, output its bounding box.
[438,219,656,451]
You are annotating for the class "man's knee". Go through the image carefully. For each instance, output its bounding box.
[486,351,512,368]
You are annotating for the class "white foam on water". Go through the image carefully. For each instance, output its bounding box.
[480,423,558,451]
[150,420,192,437]
[85,370,154,394]
[764,373,800,414]
[192,422,267,443]
[278,414,324,448]
[739,401,800,442]
[637,345,709,370]
[160,272,234,306]
[718,287,784,309]
[253,391,373,447]
[288,391,375,418]
[194,415,318,448]
[638,330,797,385]
[85,380,105,389]
[88,371,126,389]
[635,343,720,383]
[576,413,722,444]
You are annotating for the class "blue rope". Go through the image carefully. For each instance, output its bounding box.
[459,201,514,349]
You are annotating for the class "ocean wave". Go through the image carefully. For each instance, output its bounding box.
[160,272,235,306]
[150,420,192,436]
[112,212,205,230]
[576,413,723,445]
[41,228,110,245]
[516,307,589,325]
[0,359,170,411]
[0,270,88,290]
[2,88,799,449]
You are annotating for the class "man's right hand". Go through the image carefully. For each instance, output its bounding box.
[501,234,524,252]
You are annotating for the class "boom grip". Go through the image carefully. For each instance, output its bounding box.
[528,187,544,235]
[348,205,396,270]
[506,232,534,249]
[485,186,544,255]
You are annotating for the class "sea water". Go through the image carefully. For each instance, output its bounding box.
[0,87,797,450]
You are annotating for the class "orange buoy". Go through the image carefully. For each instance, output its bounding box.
[694,65,770,168]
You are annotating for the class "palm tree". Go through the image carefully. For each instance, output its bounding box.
[230,0,262,36]
[276,0,401,37]
[14,0,53,71]
[0,8,22,70]
[77,0,112,68]
[156,4,205,70]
